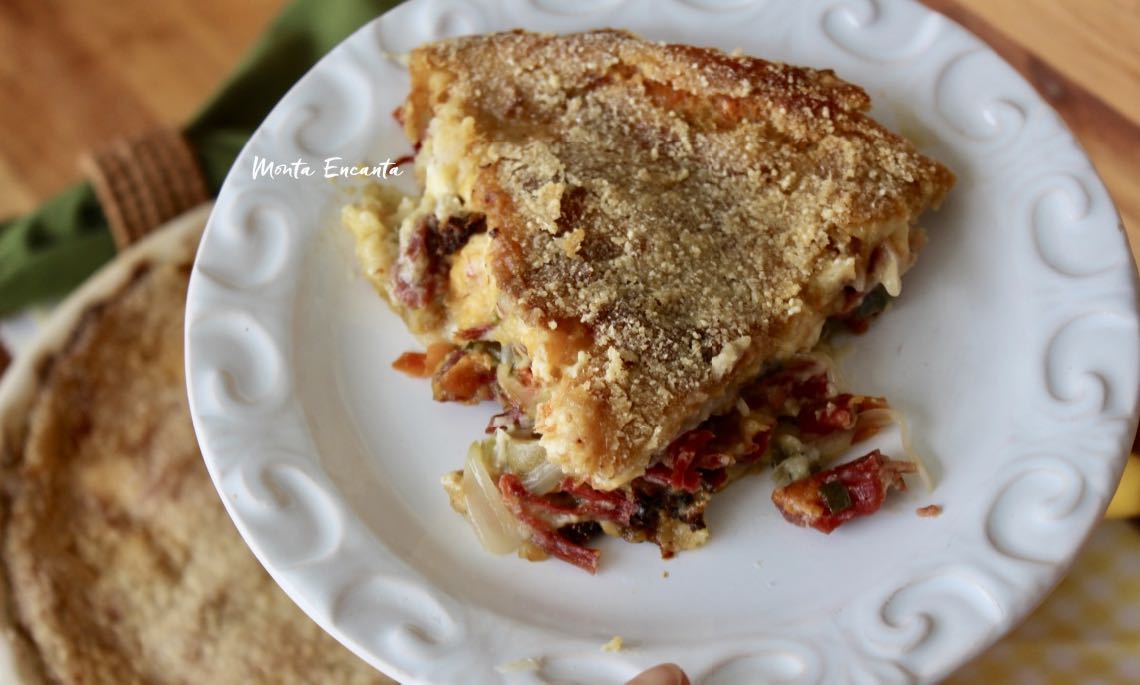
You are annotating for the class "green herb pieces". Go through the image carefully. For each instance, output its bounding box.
[820,480,852,514]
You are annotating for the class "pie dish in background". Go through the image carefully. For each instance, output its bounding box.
[185,1,1140,683]
[0,207,389,685]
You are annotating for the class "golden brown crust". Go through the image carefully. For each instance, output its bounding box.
[404,30,955,487]
[0,251,387,684]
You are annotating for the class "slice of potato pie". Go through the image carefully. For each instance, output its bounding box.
[345,29,954,572]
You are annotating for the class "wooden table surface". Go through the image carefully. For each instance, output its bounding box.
[1,0,1137,265]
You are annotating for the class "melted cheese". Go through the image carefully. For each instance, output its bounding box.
[342,184,409,297]
[494,314,559,382]
[420,104,479,209]
[447,234,498,332]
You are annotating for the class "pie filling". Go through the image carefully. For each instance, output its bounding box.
[440,349,917,573]
[347,191,923,574]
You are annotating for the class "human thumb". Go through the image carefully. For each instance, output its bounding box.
[625,663,690,685]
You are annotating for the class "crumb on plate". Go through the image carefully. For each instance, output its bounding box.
[916,504,943,518]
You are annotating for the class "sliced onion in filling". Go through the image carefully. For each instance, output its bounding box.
[520,460,563,495]
[813,427,857,462]
[461,443,526,554]
[493,430,563,494]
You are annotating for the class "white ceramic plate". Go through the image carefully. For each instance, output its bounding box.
[185,1,1140,683]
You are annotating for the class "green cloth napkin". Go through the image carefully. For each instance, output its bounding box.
[0,0,400,315]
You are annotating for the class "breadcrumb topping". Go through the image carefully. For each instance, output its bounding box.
[403,30,954,487]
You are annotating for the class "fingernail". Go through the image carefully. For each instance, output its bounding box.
[625,663,689,685]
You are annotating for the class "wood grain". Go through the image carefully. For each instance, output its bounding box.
[0,0,1136,266]
[0,0,284,217]
[922,0,1140,265]
[950,0,1140,130]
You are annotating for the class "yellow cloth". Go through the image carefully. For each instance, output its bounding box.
[949,454,1140,682]
[1106,455,1140,519]
[946,520,1140,683]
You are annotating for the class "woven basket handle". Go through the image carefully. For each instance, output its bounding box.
[80,128,209,251]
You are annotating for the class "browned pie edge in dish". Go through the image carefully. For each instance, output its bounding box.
[0,207,389,684]
[344,29,955,572]
[0,212,209,685]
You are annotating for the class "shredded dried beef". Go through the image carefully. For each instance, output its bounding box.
[392,212,488,311]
